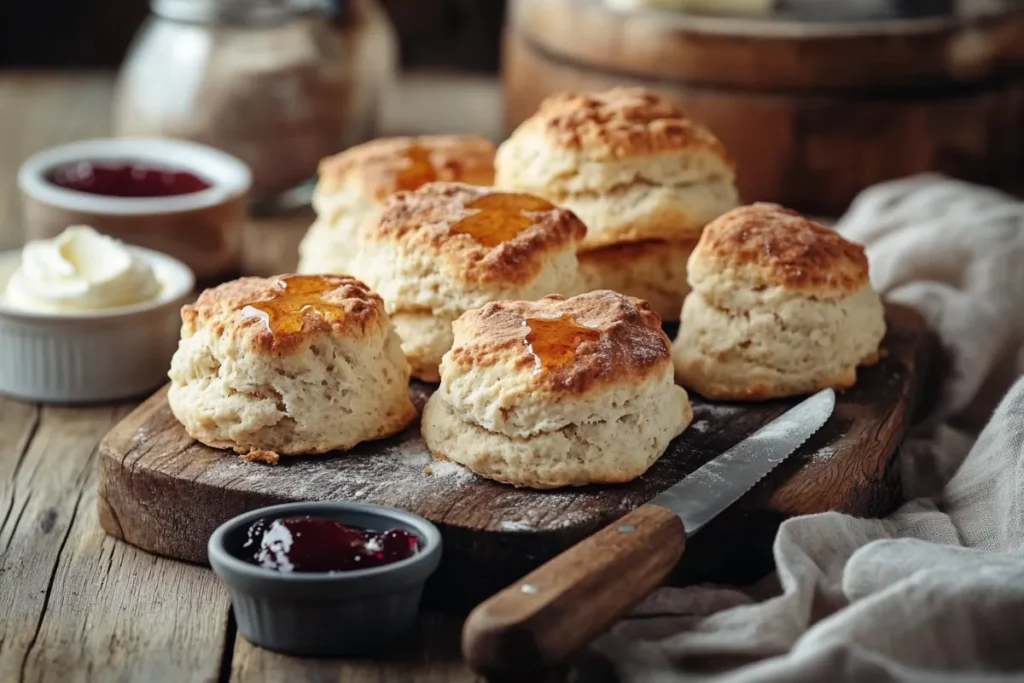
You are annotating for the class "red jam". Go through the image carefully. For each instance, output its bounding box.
[45,160,211,197]
[240,516,419,573]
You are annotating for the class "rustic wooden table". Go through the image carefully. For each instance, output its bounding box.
[0,71,502,683]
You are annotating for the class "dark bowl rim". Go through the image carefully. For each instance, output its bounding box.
[207,501,443,585]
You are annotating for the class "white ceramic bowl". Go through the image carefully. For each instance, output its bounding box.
[0,247,194,403]
[19,138,251,280]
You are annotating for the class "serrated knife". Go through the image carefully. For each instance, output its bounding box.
[461,388,836,677]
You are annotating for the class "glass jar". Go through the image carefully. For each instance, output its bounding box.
[114,0,396,205]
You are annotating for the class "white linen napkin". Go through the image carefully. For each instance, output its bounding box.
[598,174,1024,682]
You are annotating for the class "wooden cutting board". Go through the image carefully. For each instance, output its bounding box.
[98,302,932,610]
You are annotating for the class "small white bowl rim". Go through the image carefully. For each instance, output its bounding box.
[18,138,252,216]
[0,246,195,322]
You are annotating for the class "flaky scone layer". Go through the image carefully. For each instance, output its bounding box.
[495,88,738,248]
[168,275,416,454]
[438,291,678,435]
[673,203,885,401]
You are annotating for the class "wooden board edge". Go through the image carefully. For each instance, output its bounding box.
[766,302,934,517]
[96,387,169,542]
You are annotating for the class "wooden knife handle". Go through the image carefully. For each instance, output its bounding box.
[461,503,686,677]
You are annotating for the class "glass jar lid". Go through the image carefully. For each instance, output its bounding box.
[152,0,334,24]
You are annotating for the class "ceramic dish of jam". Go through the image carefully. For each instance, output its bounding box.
[18,138,251,280]
[208,501,442,657]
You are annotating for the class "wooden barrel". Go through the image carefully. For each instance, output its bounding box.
[502,0,1024,215]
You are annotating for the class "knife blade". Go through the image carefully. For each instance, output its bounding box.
[462,389,837,677]
[653,387,836,535]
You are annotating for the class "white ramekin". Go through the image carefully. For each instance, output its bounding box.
[18,138,251,280]
[0,247,194,403]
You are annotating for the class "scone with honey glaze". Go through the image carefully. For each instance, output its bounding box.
[297,135,495,275]
[577,238,697,322]
[168,274,417,456]
[349,181,586,382]
[672,203,886,400]
[421,291,693,489]
[495,88,738,250]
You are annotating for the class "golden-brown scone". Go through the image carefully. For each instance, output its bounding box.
[421,291,693,489]
[604,0,774,16]
[168,274,416,456]
[495,88,738,250]
[350,181,586,381]
[672,203,886,400]
[577,239,697,322]
[297,135,495,275]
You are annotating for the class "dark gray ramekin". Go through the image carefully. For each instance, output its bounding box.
[208,501,442,657]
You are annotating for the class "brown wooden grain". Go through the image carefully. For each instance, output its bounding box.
[0,406,167,680]
[20,462,231,683]
[0,400,42,680]
[230,612,477,683]
[96,303,932,610]
[462,504,685,677]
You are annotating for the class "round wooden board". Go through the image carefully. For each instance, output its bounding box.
[510,0,1024,90]
[98,303,933,611]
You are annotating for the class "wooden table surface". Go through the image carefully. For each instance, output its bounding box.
[0,71,504,683]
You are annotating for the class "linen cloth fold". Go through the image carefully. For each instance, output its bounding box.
[599,175,1024,682]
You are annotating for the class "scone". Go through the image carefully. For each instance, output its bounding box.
[168,274,417,455]
[421,291,693,489]
[577,239,697,322]
[604,0,774,15]
[297,135,495,275]
[672,203,886,400]
[350,181,586,382]
[494,87,738,251]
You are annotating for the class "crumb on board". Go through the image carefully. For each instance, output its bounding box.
[424,465,434,474]
[240,449,280,466]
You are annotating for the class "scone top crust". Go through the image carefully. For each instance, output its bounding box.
[513,88,733,164]
[447,291,671,394]
[367,181,587,287]
[316,135,495,200]
[180,275,387,355]
[690,203,870,295]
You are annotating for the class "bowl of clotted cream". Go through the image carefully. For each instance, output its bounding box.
[19,138,251,281]
[0,225,194,403]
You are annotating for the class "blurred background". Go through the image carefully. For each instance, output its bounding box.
[2,0,1023,238]
[0,1,506,71]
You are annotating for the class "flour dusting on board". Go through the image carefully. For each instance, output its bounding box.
[426,459,473,480]
[375,437,431,469]
[810,445,837,464]
[286,427,482,510]
[694,403,747,420]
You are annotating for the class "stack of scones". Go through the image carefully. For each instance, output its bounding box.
[167,87,886,489]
